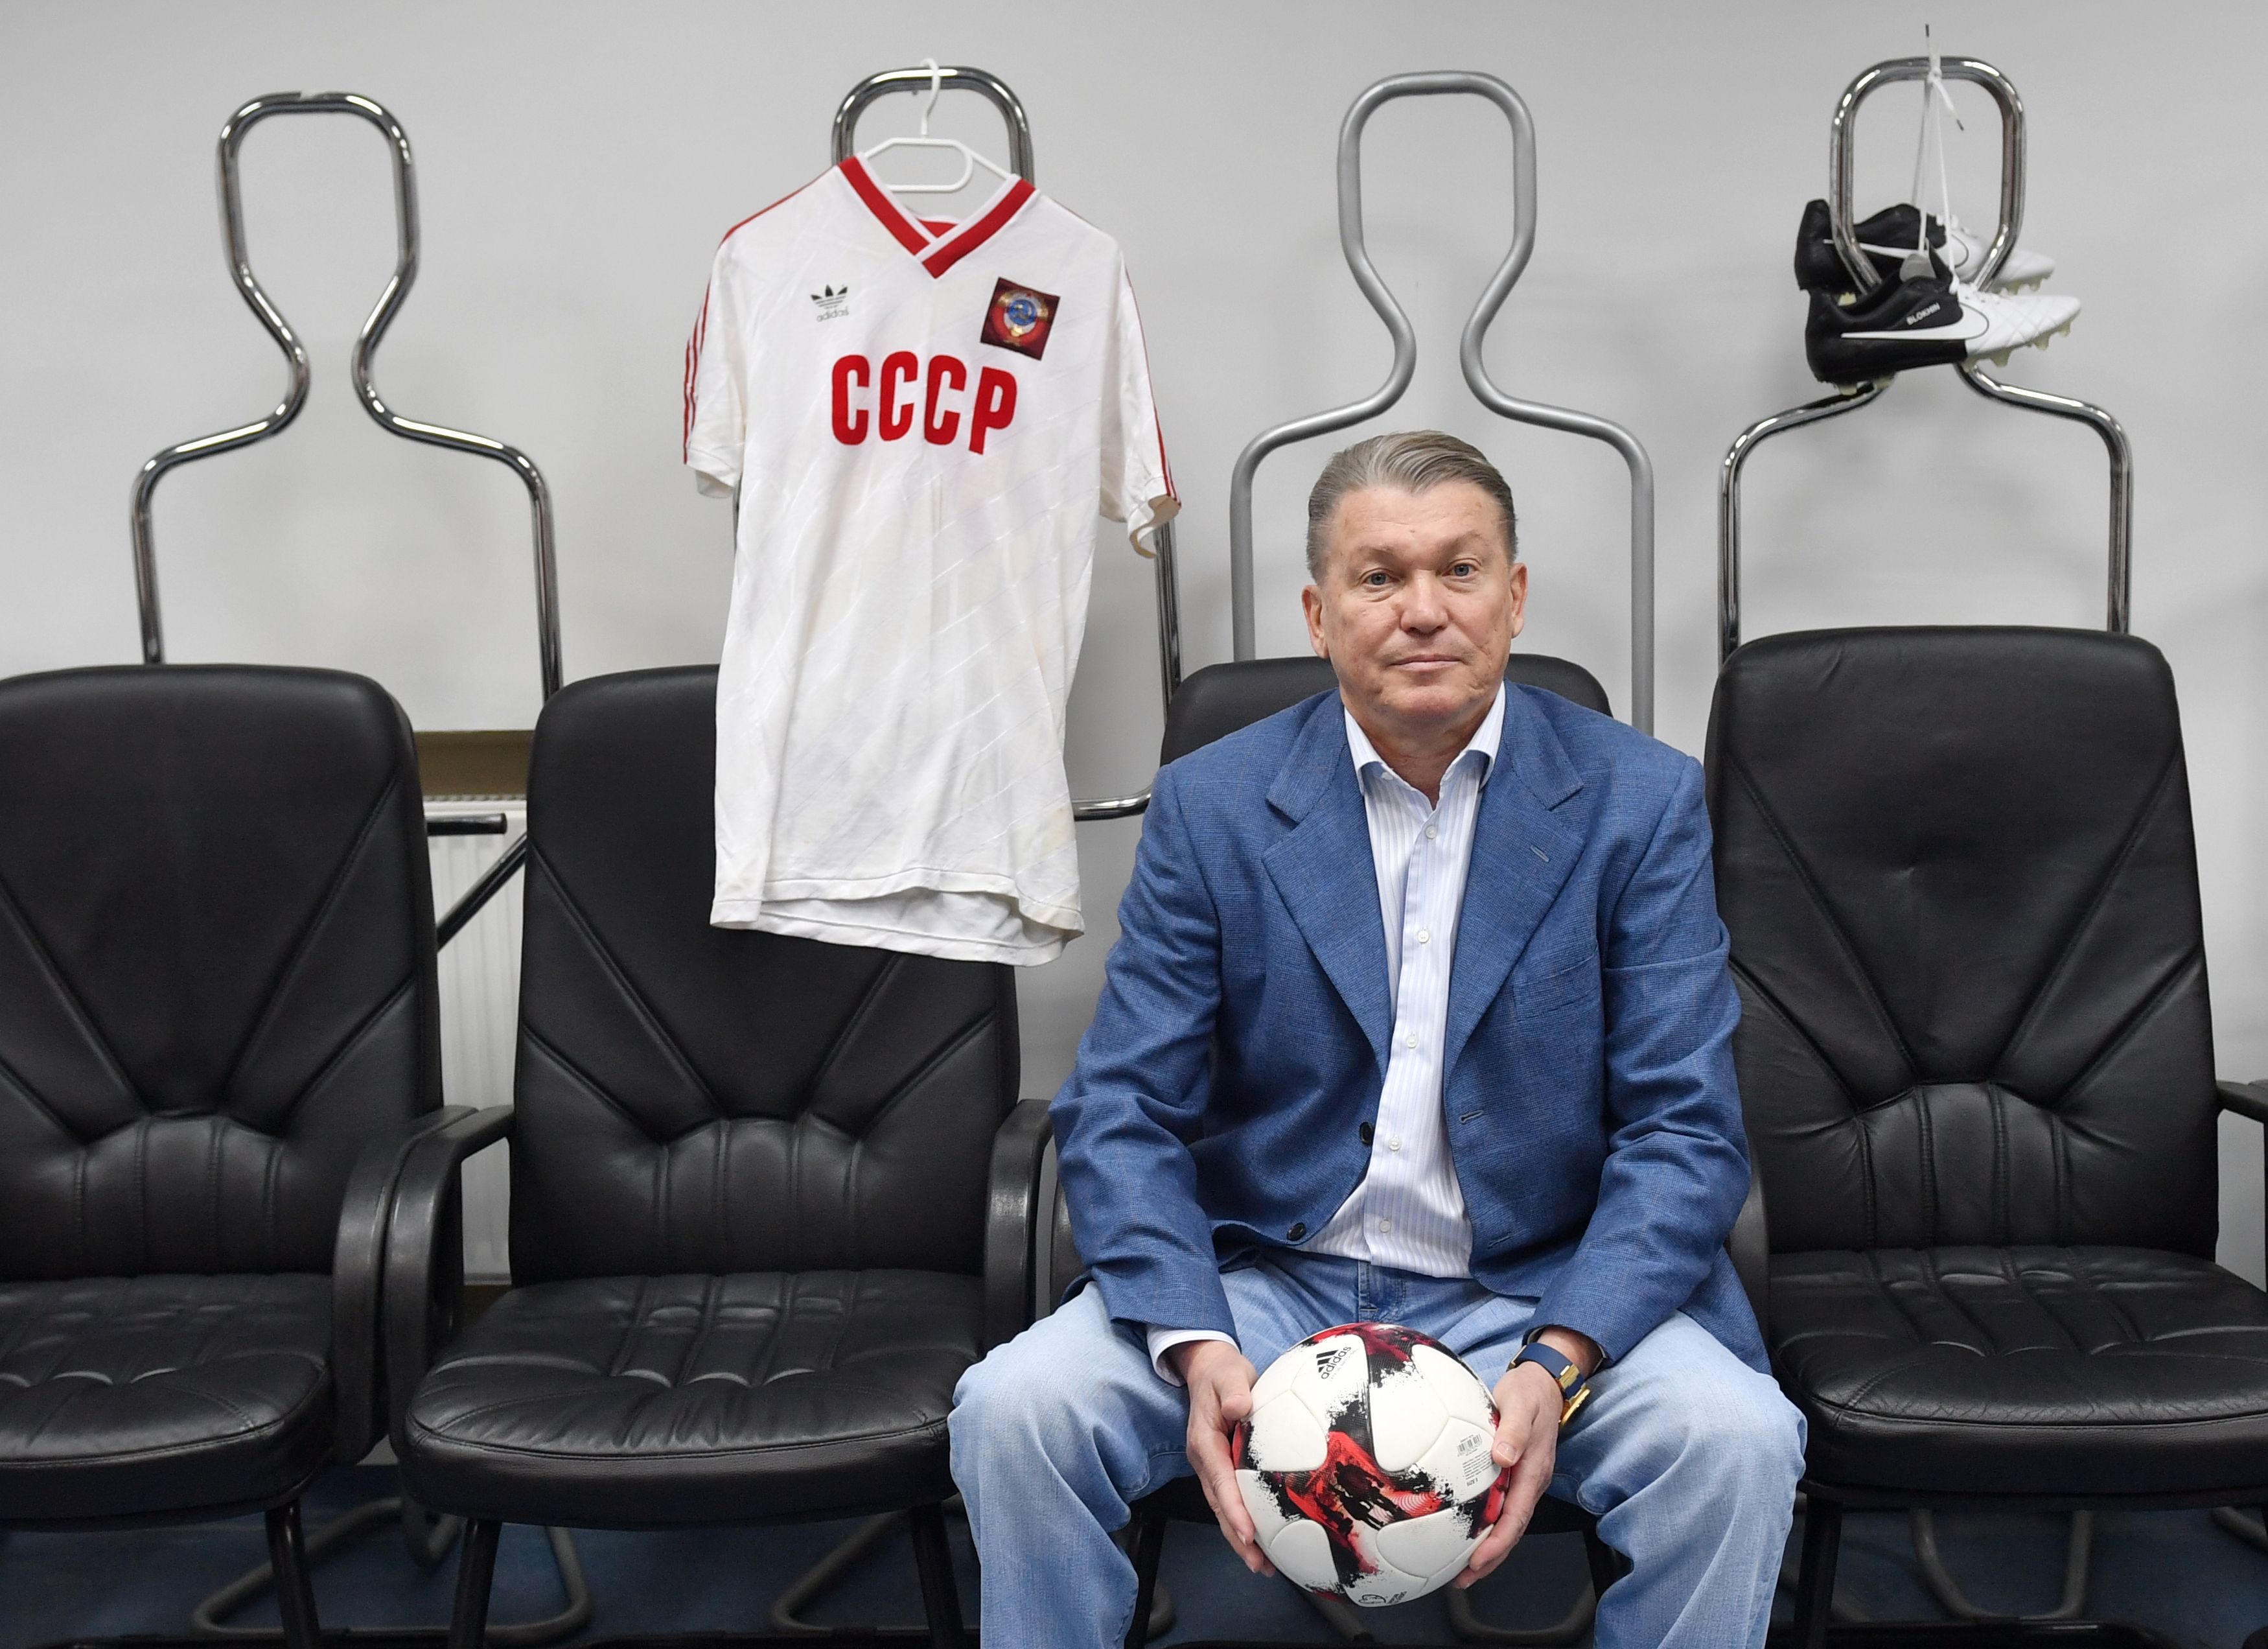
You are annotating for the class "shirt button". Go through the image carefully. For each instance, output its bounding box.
[1425,825,1437,839]
[1377,1217,1393,1234]
[1417,929,1430,944]
[1389,1137,1402,1152]
[1406,1033,1418,1049]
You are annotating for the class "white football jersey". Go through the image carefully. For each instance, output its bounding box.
[685,159,1176,965]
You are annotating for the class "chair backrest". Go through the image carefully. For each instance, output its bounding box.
[1162,653,1611,764]
[1707,628,2217,1258]
[509,667,1020,1283]
[0,664,439,1279]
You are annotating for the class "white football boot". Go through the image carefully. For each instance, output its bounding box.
[1938,216,2056,292]
[1957,279,2081,366]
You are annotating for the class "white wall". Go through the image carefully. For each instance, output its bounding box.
[5,1,2262,1279]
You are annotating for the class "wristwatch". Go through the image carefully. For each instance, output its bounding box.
[1511,1341,1593,1427]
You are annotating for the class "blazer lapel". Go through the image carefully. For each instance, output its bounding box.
[1262,696,1392,1070]
[1444,689,1586,1073]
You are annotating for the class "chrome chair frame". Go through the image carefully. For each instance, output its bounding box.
[125,89,581,1647]
[129,91,562,942]
[1720,56,2156,1638]
[1223,71,1656,736]
[1717,56,2133,666]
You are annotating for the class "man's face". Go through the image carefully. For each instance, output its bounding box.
[1302,481,1527,740]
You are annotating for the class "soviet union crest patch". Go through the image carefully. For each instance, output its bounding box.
[981,277,1060,360]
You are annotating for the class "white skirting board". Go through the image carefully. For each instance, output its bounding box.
[426,801,524,1281]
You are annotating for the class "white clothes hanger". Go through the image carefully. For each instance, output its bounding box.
[857,58,1015,201]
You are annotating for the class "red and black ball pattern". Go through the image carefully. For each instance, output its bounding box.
[1232,1322,1511,1606]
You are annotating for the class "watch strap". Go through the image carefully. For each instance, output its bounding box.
[1512,1342,1591,1427]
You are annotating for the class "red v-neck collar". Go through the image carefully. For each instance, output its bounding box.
[842,156,932,256]
[839,156,1036,280]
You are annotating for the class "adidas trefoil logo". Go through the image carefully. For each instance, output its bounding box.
[811,283,850,322]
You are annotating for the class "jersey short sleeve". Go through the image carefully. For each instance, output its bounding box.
[684,249,747,498]
[1100,264,1177,556]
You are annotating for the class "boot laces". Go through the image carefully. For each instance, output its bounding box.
[1903,27,1965,282]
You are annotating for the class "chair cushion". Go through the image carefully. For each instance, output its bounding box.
[0,1274,333,1524]
[400,1271,982,1527]
[1773,1246,2268,1497]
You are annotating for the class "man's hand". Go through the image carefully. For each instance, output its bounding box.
[1453,1327,1600,1590]
[1170,1338,1274,1576]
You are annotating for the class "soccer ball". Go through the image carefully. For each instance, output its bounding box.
[1232,1322,1510,1606]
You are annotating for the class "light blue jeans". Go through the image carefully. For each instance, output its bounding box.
[949,1250,1803,1649]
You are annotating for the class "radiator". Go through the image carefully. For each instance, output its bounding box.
[426,801,524,1280]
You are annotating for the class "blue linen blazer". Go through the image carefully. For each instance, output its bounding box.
[1052,684,1766,1371]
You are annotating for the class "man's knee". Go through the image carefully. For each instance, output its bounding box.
[953,1325,1085,1462]
[1598,1338,1805,1519]
[951,1292,1148,1482]
[1646,1367,1805,1517]
[1711,1375,1806,1496]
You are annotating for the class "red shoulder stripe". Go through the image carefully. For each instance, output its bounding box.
[684,176,809,463]
[717,177,811,249]
[1124,272,1176,499]
[682,283,711,462]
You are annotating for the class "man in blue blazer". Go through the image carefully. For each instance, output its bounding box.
[952,432,1803,1648]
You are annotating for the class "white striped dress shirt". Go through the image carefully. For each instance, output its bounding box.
[1307,690,1500,1272]
[1147,688,1503,1379]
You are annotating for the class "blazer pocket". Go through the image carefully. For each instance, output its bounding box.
[1514,938,1601,1018]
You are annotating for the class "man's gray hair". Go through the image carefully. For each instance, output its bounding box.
[1304,430,1518,581]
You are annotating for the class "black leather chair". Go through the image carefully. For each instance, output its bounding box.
[1002,653,1651,1648]
[0,663,445,1649]
[382,667,1043,1649]
[1707,627,2268,1646]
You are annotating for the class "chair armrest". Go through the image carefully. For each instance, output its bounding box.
[1730,1167,1770,1345]
[2219,1079,2268,1126]
[330,1106,476,1464]
[382,1105,514,1454]
[2219,1081,2268,1280]
[984,1099,1054,1353]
